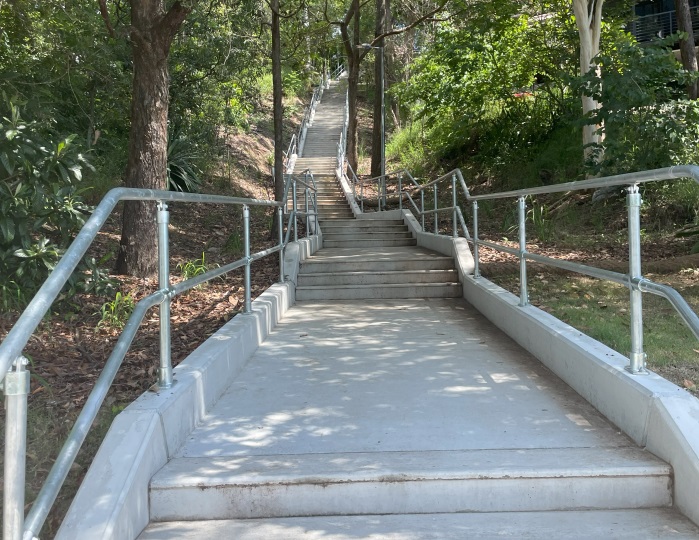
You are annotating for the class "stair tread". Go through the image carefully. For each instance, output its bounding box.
[139,509,699,539]
[299,269,457,277]
[296,282,461,290]
[152,447,669,489]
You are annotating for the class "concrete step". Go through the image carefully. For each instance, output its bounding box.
[318,210,353,219]
[319,219,404,228]
[323,238,417,248]
[148,447,671,521]
[300,247,457,273]
[301,257,455,273]
[297,269,459,287]
[140,509,699,539]
[296,281,462,300]
[322,224,408,233]
[322,232,413,242]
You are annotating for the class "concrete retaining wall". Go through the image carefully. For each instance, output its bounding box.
[56,235,321,540]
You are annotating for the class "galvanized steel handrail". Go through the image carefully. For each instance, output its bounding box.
[1,181,319,540]
[330,63,345,80]
[350,164,699,375]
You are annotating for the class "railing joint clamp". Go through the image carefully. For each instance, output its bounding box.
[2,356,30,396]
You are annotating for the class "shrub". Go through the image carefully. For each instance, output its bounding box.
[0,101,97,308]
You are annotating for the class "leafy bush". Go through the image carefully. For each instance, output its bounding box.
[167,136,202,193]
[0,101,98,307]
[578,35,699,176]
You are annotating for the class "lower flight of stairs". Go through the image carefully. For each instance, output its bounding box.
[142,446,680,538]
[293,176,462,301]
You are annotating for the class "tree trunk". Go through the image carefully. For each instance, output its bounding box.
[370,0,389,178]
[272,0,284,238]
[573,0,604,161]
[340,0,361,173]
[115,0,189,277]
[675,0,698,99]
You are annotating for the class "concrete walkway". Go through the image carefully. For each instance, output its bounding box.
[140,299,699,538]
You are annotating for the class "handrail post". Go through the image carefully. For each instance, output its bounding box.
[3,356,29,540]
[434,185,439,234]
[292,178,298,242]
[382,175,387,210]
[278,206,284,282]
[473,201,480,278]
[305,187,310,237]
[518,196,529,306]
[243,204,252,313]
[627,185,647,374]
[157,202,173,389]
[421,190,425,231]
[398,173,403,211]
[452,173,457,238]
[361,180,364,213]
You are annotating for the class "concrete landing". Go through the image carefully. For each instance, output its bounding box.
[170,298,634,456]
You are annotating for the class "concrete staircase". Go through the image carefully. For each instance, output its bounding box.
[134,76,699,540]
[294,175,462,301]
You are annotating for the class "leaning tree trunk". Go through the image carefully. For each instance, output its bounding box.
[675,0,698,99]
[116,0,189,277]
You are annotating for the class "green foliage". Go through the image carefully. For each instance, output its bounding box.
[0,100,101,307]
[167,136,202,193]
[386,122,428,177]
[528,201,555,242]
[97,291,135,330]
[391,1,580,174]
[223,233,244,257]
[578,34,699,176]
[177,252,217,287]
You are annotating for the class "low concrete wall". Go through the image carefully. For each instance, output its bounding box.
[57,236,321,540]
[461,275,699,527]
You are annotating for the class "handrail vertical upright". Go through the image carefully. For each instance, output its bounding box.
[243,204,252,313]
[292,178,298,242]
[452,174,458,238]
[305,187,310,235]
[421,191,425,231]
[398,173,403,211]
[434,185,439,234]
[472,201,480,278]
[518,196,529,307]
[627,185,647,374]
[157,202,173,388]
[3,356,29,540]
[277,206,284,283]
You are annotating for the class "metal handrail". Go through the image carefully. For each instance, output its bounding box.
[330,63,345,80]
[349,164,699,375]
[283,169,319,241]
[1,181,318,540]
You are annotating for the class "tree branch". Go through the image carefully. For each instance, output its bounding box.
[369,0,450,44]
[98,0,117,39]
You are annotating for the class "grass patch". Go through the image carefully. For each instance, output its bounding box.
[506,270,699,393]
